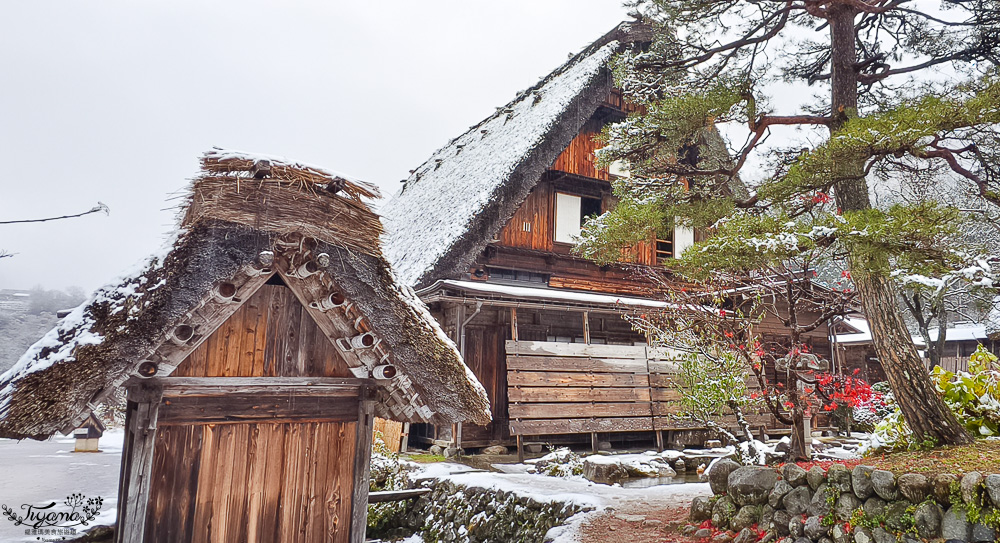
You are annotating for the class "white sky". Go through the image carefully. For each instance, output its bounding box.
[0,1,632,292]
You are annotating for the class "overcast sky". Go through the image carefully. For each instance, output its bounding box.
[0,1,632,292]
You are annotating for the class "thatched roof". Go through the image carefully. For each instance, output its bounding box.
[382,22,651,288]
[0,149,491,440]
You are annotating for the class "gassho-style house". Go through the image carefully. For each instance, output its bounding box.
[0,149,490,543]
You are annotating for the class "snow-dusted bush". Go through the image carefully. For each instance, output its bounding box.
[368,431,413,535]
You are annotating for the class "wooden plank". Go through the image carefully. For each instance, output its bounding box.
[506,355,648,373]
[647,360,682,374]
[508,402,653,419]
[506,340,648,359]
[652,416,706,430]
[244,424,267,543]
[650,388,683,402]
[331,422,356,542]
[259,424,286,542]
[510,416,654,435]
[157,393,358,425]
[649,374,683,388]
[507,371,649,388]
[508,386,651,403]
[144,375,368,390]
[651,402,686,416]
[350,398,375,543]
[238,294,262,377]
[279,422,305,540]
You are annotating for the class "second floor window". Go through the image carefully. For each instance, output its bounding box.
[554,192,601,244]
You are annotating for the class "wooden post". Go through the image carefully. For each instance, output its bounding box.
[510,307,518,341]
[582,311,590,344]
[400,422,410,453]
[452,422,463,453]
[350,392,376,543]
[591,432,599,454]
[516,435,524,463]
[655,430,665,452]
[117,383,163,543]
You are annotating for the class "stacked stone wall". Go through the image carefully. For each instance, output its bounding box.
[690,459,1000,543]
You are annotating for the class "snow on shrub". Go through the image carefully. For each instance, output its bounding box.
[862,345,1000,453]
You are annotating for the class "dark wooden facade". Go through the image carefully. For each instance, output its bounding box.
[117,281,375,543]
[412,89,845,452]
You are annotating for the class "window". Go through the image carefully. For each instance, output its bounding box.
[655,237,673,264]
[489,267,549,285]
[554,192,601,243]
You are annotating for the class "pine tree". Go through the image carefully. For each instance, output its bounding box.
[584,0,1000,446]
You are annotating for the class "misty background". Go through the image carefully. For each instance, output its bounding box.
[0,1,632,295]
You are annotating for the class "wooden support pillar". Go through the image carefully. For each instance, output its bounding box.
[582,311,590,344]
[400,422,410,453]
[516,435,524,463]
[452,422,463,452]
[655,430,665,452]
[350,392,376,543]
[591,432,599,454]
[117,383,163,543]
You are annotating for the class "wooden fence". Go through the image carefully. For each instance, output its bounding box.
[506,341,713,437]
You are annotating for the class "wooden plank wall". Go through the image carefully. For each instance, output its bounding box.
[507,341,658,435]
[506,341,765,437]
[550,131,610,181]
[144,421,356,543]
[173,284,352,378]
[497,183,553,251]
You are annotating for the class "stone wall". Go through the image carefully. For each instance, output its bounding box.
[378,479,592,543]
[689,458,1000,543]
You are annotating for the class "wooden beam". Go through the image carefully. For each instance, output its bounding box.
[510,416,655,436]
[131,376,370,391]
[583,311,590,345]
[367,488,432,503]
[157,393,359,425]
[516,435,524,463]
[119,383,163,543]
[350,393,375,543]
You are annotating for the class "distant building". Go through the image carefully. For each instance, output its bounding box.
[832,317,1000,376]
[0,290,31,313]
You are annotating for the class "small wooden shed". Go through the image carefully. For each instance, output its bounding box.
[0,149,491,543]
[73,412,106,452]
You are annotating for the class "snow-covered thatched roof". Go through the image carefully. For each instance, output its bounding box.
[0,149,491,440]
[382,22,651,288]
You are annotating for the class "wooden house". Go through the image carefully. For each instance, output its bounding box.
[0,149,490,543]
[381,22,841,453]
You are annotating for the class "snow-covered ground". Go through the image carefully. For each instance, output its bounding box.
[408,461,712,543]
[0,429,123,542]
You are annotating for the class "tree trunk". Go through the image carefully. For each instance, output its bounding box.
[827,6,972,446]
[853,273,971,443]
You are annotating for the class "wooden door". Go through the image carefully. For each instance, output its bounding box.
[144,421,357,543]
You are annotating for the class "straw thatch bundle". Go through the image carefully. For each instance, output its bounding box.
[186,148,383,256]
